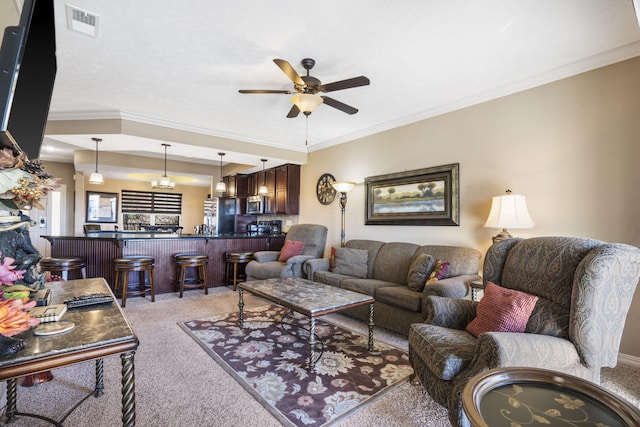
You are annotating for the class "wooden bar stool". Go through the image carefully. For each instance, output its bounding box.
[113,256,155,307]
[225,251,253,291]
[39,257,87,281]
[174,253,209,298]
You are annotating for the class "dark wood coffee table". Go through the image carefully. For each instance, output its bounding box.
[462,367,640,427]
[238,277,375,372]
[0,278,139,426]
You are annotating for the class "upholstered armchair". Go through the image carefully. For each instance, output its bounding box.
[245,224,328,280]
[408,236,640,427]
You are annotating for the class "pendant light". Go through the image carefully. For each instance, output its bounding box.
[151,143,175,190]
[258,159,268,195]
[89,137,104,184]
[215,152,226,192]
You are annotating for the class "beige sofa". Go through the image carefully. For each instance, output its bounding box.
[304,239,481,335]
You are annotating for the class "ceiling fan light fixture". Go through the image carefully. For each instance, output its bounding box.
[291,93,323,113]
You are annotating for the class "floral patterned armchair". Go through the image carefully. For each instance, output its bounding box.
[408,236,640,427]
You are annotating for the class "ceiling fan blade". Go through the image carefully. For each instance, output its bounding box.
[239,89,293,94]
[286,105,300,118]
[321,96,358,114]
[273,59,305,86]
[320,76,370,93]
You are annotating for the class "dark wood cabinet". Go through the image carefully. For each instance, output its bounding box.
[247,173,258,196]
[236,174,248,198]
[223,175,236,197]
[226,164,299,215]
[275,164,300,214]
[263,168,276,213]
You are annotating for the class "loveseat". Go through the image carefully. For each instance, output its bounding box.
[304,239,481,335]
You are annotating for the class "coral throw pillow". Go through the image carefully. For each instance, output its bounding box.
[466,282,538,338]
[278,240,306,262]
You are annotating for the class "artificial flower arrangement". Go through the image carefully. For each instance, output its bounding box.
[0,147,59,211]
[0,252,40,338]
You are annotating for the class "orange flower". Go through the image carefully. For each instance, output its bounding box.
[0,299,39,337]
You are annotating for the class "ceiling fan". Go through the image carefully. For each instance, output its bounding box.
[239,58,370,118]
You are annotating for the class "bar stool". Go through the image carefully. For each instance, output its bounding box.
[225,251,254,291]
[113,256,155,307]
[174,253,209,298]
[39,257,87,281]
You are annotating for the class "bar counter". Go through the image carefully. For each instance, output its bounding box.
[42,233,286,294]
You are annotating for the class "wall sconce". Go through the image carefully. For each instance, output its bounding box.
[215,152,226,192]
[151,143,175,190]
[484,189,534,243]
[331,181,356,247]
[258,159,268,195]
[89,137,104,185]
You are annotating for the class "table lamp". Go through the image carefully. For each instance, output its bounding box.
[484,190,534,243]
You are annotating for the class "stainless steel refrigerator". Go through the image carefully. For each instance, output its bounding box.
[204,197,236,235]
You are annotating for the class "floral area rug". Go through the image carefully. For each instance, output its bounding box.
[179,305,413,427]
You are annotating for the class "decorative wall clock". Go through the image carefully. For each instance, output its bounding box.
[316,173,337,205]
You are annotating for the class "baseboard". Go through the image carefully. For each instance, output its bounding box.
[617,352,640,368]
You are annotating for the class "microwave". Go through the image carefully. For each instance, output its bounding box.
[246,195,264,214]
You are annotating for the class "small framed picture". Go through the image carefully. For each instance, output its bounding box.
[86,191,118,223]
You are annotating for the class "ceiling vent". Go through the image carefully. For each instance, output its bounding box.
[65,4,100,37]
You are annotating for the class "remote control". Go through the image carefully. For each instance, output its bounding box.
[64,293,114,308]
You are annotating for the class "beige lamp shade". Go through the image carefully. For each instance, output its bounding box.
[331,182,356,193]
[484,192,534,229]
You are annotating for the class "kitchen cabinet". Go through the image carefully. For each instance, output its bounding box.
[275,164,300,214]
[235,174,248,214]
[223,175,236,197]
[226,163,299,215]
[247,174,258,196]
[262,168,276,213]
[236,174,248,198]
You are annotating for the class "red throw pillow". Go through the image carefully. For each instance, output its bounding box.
[278,240,306,262]
[466,282,538,337]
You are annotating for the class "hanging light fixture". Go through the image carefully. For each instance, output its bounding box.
[291,93,323,114]
[215,152,226,192]
[151,144,175,190]
[258,159,268,195]
[89,137,104,185]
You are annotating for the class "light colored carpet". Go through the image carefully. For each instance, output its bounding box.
[1,287,638,426]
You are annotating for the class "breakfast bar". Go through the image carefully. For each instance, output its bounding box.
[42,233,285,294]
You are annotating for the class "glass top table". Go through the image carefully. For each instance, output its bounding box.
[462,367,640,427]
[0,278,139,426]
[238,277,375,372]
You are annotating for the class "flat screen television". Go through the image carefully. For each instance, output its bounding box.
[0,0,56,160]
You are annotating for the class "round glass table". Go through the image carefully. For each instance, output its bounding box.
[462,367,640,427]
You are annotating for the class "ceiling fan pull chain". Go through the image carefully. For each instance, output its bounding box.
[305,114,309,146]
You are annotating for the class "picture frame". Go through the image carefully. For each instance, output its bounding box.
[86,191,118,223]
[365,163,459,226]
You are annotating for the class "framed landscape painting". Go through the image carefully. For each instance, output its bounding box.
[365,163,459,226]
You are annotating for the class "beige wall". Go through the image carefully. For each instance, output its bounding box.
[300,56,640,358]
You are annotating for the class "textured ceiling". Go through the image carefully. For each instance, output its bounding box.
[22,1,640,184]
